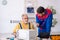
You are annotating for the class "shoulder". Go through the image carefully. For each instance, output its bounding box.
[29,22,35,29]
[16,23,20,26]
[46,8,52,14]
[44,8,52,18]
[15,23,20,28]
[29,22,34,27]
[29,22,33,25]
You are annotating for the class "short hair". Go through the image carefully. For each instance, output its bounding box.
[21,14,28,18]
[37,6,45,14]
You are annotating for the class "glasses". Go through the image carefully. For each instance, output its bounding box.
[23,18,28,19]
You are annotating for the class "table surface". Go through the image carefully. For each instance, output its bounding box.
[0,32,60,40]
[0,33,18,40]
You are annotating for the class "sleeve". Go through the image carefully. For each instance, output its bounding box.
[46,13,53,32]
[36,15,40,23]
[13,24,20,33]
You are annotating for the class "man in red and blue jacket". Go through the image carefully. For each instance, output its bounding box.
[36,6,53,38]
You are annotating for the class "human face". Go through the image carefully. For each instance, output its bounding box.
[22,16,28,23]
[39,12,45,16]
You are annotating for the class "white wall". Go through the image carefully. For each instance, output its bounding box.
[0,0,60,33]
[0,0,24,33]
[37,0,60,33]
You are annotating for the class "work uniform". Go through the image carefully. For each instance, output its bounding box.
[13,21,34,33]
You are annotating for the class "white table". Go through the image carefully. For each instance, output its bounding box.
[0,33,18,40]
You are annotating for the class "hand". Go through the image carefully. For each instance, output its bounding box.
[12,32,16,38]
[36,23,39,27]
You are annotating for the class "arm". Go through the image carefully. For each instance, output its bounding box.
[13,24,20,36]
[36,15,40,27]
[46,13,53,32]
[36,15,40,23]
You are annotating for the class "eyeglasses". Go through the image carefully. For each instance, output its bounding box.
[24,18,28,19]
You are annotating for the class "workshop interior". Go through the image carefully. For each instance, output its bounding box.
[0,0,60,40]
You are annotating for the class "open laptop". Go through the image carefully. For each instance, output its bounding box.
[16,29,37,40]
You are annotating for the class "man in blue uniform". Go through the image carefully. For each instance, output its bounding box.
[36,6,53,40]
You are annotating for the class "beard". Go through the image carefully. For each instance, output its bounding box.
[24,21,28,24]
[22,20,28,24]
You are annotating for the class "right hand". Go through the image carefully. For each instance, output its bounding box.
[36,23,39,27]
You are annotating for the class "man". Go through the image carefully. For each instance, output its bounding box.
[13,14,34,37]
[36,6,53,40]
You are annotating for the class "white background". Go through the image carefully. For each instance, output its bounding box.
[0,0,24,33]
